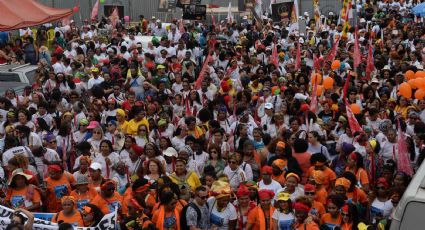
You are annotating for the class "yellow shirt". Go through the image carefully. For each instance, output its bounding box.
[126,118,149,135]
[118,120,129,134]
[169,171,202,192]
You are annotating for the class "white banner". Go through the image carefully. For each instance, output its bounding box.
[0,205,117,230]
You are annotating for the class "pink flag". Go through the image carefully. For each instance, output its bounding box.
[271,43,278,68]
[353,27,361,69]
[344,98,363,133]
[194,54,212,90]
[295,42,301,69]
[227,2,233,24]
[310,82,318,113]
[91,0,100,21]
[179,19,185,34]
[185,96,192,117]
[325,38,340,63]
[313,54,321,72]
[211,14,216,27]
[365,38,375,80]
[111,7,119,28]
[397,120,414,176]
[342,71,351,99]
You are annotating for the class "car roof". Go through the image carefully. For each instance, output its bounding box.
[0,81,29,94]
[0,64,37,72]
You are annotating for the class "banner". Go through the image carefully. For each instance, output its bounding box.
[182,4,206,20]
[0,205,117,230]
[271,2,293,22]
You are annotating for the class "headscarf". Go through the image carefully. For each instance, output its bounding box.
[311,170,325,185]
[80,156,91,165]
[210,180,231,199]
[285,173,300,182]
[335,177,351,190]
[48,164,62,172]
[376,177,389,189]
[244,181,258,190]
[293,202,310,213]
[272,159,287,171]
[276,141,286,148]
[262,166,273,175]
[131,144,144,156]
[61,196,75,204]
[236,185,250,198]
[304,184,316,192]
[258,189,275,200]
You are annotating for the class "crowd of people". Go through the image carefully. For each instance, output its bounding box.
[0,0,424,229]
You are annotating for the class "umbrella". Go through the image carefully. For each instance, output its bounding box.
[412,2,425,17]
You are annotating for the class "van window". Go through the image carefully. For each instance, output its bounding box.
[0,73,20,82]
[400,201,425,229]
[25,70,36,84]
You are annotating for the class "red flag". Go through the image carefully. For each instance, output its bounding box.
[271,43,278,68]
[179,19,185,34]
[111,7,119,28]
[353,27,361,69]
[325,38,340,63]
[91,0,100,21]
[344,99,363,133]
[397,120,414,176]
[185,96,192,117]
[365,38,375,80]
[310,82,318,113]
[342,71,351,99]
[194,54,212,90]
[295,42,301,69]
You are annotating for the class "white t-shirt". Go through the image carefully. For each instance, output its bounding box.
[223,166,247,191]
[87,77,105,90]
[272,210,295,230]
[2,146,31,166]
[208,197,238,230]
[92,152,120,179]
[370,198,393,223]
[258,180,283,200]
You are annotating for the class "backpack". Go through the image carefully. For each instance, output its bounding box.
[180,202,208,229]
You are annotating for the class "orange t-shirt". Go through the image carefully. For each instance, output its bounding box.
[6,185,41,209]
[272,174,286,187]
[292,152,311,184]
[307,167,337,190]
[345,167,369,188]
[52,210,84,227]
[121,187,133,216]
[247,206,275,230]
[91,192,123,214]
[315,187,328,205]
[312,201,326,218]
[70,188,98,211]
[45,173,75,212]
[294,222,320,230]
[346,188,368,204]
[152,199,187,214]
[320,213,342,229]
[341,222,353,230]
[152,206,180,230]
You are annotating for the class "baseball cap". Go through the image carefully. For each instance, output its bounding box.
[264,103,274,110]
[90,162,102,171]
[163,147,178,157]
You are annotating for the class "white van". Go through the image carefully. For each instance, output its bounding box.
[391,163,425,230]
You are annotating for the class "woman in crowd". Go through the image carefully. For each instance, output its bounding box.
[51,196,84,227]
[81,204,104,227]
[208,180,237,230]
[272,192,294,230]
[5,168,41,211]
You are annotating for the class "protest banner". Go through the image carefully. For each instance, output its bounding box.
[0,205,117,230]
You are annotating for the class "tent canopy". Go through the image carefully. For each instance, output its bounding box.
[0,0,73,31]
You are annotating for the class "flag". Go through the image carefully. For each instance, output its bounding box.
[91,0,100,21]
[110,7,119,28]
[194,54,212,90]
[325,38,340,63]
[344,99,363,133]
[397,120,414,176]
[313,54,321,71]
[310,81,318,113]
[341,0,352,40]
[271,43,278,68]
[292,0,299,24]
[211,14,216,27]
[179,19,185,34]
[295,42,301,69]
[227,2,233,24]
[254,0,262,19]
[342,71,351,99]
[353,27,361,69]
[365,38,375,80]
[313,0,321,33]
[185,96,192,117]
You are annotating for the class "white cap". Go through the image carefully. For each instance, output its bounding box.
[360,18,366,23]
[163,147,178,157]
[265,103,274,110]
[243,16,248,19]
[294,93,308,100]
[371,78,379,84]
[328,12,334,16]
[304,12,309,16]
[90,162,102,171]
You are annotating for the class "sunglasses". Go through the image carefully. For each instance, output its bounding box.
[376,186,386,190]
[49,140,57,144]
[228,160,237,164]
[94,131,102,134]
[305,192,315,195]
[341,212,350,217]
[198,195,208,200]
